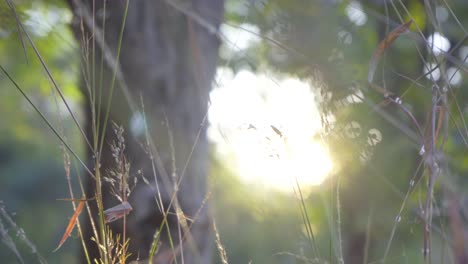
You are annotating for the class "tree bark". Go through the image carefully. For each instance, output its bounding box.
[66,0,223,263]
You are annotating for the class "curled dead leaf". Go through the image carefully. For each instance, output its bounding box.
[368,20,413,85]
[104,201,133,224]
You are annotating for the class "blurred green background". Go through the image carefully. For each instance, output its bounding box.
[1,0,468,263]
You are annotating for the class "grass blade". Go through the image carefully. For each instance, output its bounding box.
[0,217,25,264]
[5,0,28,64]
[0,65,94,178]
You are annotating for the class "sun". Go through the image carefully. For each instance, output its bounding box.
[208,69,333,193]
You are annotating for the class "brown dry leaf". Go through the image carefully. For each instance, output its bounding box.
[53,199,85,252]
[368,20,413,84]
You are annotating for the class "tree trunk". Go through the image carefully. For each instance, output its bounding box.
[67,1,223,263]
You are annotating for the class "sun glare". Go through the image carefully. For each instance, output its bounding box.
[208,69,333,193]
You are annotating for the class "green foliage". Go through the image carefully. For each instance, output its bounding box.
[218,0,468,263]
[0,0,81,263]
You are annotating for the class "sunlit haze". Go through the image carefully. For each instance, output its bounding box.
[208,69,333,193]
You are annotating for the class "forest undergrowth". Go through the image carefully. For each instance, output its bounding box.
[1,0,467,264]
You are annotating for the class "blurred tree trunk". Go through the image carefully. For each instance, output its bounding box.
[66,0,223,263]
